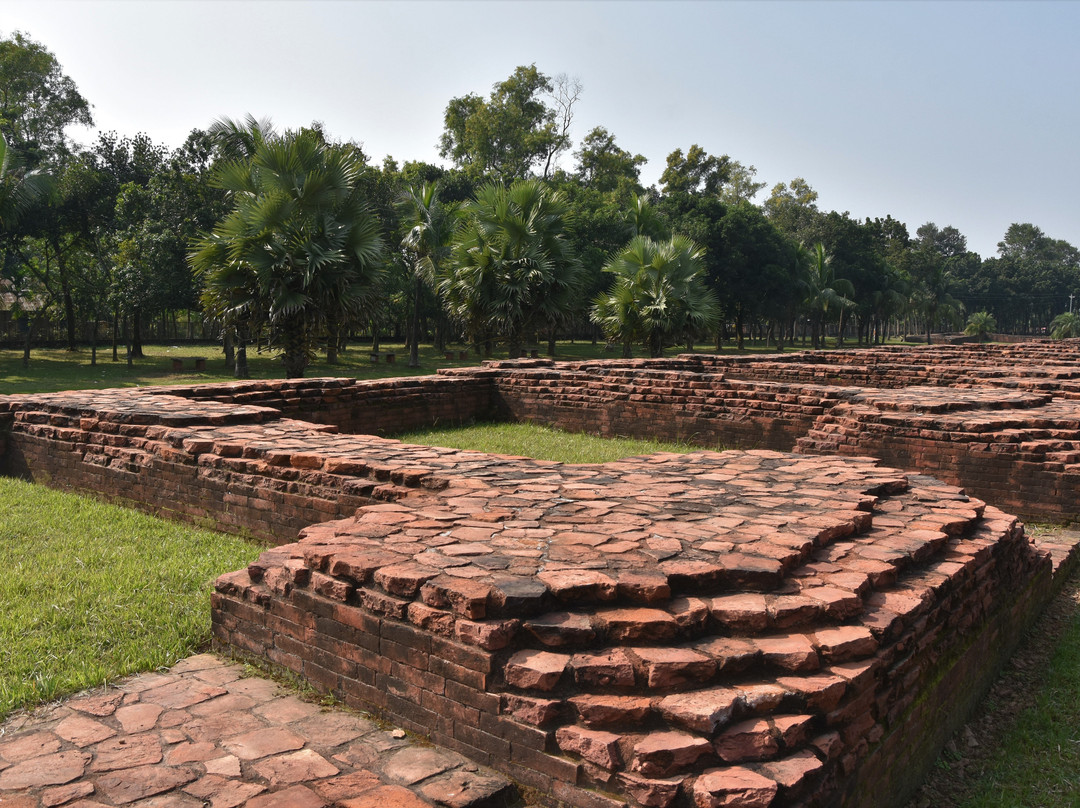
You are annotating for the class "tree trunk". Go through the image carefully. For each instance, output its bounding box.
[235,320,250,379]
[547,329,556,357]
[22,316,33,368]
[407,276,422,368]
[53,243,77,352]
[89,305,98,366]
[112,308,119,361]
[371,318,380,354]
[326,313,340,365]
[282,321,307,378]
[131,308,145,358]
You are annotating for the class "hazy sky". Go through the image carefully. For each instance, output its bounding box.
[3,0,1078,258]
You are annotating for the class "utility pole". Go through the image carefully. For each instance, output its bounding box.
[1071,293,1075,314]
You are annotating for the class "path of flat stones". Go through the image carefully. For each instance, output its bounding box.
[0,654,514,808]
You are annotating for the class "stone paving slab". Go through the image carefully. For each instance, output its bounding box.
[0,654,516,808]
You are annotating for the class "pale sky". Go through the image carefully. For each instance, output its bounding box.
[3,0,1078,259]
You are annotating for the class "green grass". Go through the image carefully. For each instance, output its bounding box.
[394,421,715,464]
[957,581,1080,807]
[0,477,262,720]
[0,337,847,395]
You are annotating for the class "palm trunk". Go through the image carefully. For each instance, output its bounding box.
[282,319,307,378]
[408,276,421,368]
[326,313,340,365]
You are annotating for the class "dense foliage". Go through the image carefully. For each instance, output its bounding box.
[2,31,1078,376]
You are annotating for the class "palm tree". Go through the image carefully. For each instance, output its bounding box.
[400,182,460,367]
[913,260,961,345]
[625,194,666,240]
[191,127,384,378]
[963,311,997,342]
[0,132,49,230]
[441,180,582,358]
[802,243,855,349]
[592,234,720,357]
[1050,311,1080,339]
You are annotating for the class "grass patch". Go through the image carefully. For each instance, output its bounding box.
[0,477,262,720]
[394,421,717,464]
[956,580,1080,807]
[0,338,863,395]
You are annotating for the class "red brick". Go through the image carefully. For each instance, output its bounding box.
[504,650,570,691]
[631,731,714,778]
[555,726,622,770]
[693,766,778,808]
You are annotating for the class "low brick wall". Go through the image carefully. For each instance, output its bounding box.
[0,378,495,542]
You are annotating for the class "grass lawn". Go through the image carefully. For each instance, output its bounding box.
[0,337,855,395]
[0,477,262,721]
[395,421,719,464]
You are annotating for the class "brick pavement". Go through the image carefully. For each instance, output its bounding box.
[0,653,515,808]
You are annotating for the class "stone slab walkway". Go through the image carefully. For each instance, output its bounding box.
[0,654,515,808]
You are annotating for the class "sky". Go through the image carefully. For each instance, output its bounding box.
[3,0,1078,259]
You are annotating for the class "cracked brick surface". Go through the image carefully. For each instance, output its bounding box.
[0,654,511,808]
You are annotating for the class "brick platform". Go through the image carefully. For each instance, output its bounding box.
[3,341,1080,807]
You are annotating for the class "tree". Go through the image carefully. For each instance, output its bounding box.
[574,126,646,194]
[0,130,51,367]
[911,257,961,344]
[660,145,730,197]
[592,234,720,357]
[191,126,385,378]
[710,201,794,349]
[802,243,855,349]
[0,131,48,229]
[719,161,767,206]
[764,178,820,244]
[441,179,582,357]
[399,182,460,367]
[964,310,997,342]
[1050,311,1080,339]
[0,31,93,168]
[916,222,967,258]
[439,65,579,182]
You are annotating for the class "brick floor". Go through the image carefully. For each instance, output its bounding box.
[0,654,515,808]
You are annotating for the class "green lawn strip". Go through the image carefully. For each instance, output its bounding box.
[959,596,1080,807]
[0,338,868,395]
[393,421,717,464]
[0,477,263,720]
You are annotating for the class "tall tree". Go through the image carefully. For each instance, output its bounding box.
[442,179,582,357]
[763,177,820,244]
[0,131,47,229]
[802,243,855,349]
[574,126,646,195]
[439,65,578,182]
[192,126,385,378]
[659,145,730,197]
[399,182,460,367]
[0,31,93,168]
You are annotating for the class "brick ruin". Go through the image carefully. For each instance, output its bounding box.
[2,340,1080,807]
